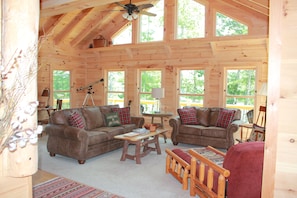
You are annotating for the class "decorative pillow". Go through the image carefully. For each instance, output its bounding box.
[111,107,131,125]
[82,107,103,130]
[177,107,199,125]
[216,108,236,128]
[197,108,210,126]
[249,124,265,141]
[105,112,121,127]
[68,111,85,129]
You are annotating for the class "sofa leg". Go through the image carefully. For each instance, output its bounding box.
[78,160,86,164]
[49,152,55,157]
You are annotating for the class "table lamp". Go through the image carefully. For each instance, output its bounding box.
[42,88,50,108]
[152,88,164,113]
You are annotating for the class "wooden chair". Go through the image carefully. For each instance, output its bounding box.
[238,106,266,142]
[189,147,230,198]
[56,99,63,110]
[189,142,264,198]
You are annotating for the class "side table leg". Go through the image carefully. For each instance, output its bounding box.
[154,135,161,154]
[120,140,129,161]
[135,141,142,164]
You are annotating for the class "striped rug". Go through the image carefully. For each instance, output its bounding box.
[33,177,124,198]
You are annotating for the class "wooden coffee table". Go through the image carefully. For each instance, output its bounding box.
[114,129,168,164]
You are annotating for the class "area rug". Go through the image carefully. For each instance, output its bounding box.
[33,176,124,198]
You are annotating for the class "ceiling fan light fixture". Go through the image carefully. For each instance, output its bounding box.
[122,12,138,21]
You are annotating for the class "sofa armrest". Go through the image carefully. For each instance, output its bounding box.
[131,116,145,128]
[45,124,88,141]
[225,119,242,148]
[169,116,181,145]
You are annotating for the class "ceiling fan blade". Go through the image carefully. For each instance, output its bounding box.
[139,10,157,17]
[137,4,153,11]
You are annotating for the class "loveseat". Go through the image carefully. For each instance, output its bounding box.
[44,105,144,164]
[169,107,241,149]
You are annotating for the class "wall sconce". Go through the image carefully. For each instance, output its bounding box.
[41,88,50,108]
[152,88,165,113]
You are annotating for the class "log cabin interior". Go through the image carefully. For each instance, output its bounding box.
[0,0,296,197]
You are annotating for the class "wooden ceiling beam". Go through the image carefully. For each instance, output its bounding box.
[70,6,120,47]
[39,14,65,37]
[41,0,120,17]
[40,0,149,18]
[221,0,269,16]
[54,8,93,45]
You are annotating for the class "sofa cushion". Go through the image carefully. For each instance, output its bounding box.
[105,112,121,127]
[68,111,86,129]
[112,107,131,125]
[197,108,210,126]
[82,106,104,130]
[99,105,120,126]
[216,108,236,128]
[201,127,227,138]
[179,125,203,136]
[50,110,69,125]
[178,107,199,125]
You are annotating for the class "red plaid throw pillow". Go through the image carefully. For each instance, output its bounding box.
[216,108,236,128]
[177,107,199,125]
[69,111,85,129]
[111,107,131,125]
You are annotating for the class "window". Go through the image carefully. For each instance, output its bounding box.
[112,24,132,45]
[107,71,125,107]
[177,0,205,39]
[139,0,164,42]
[53,70,70,109]
[225,69,255,122]
[178,69,205,107]
[139,70,162,113]
[216,12,248,36]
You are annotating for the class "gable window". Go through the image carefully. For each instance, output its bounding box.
[107,71,125,107]
[139,70,162,113]
[178,69,205,107]
[139,0,164,42]
[225,69,255,122]
[216,12,248,36]
[177,0,205,39]
[53,70,70,109]
[112,24,132,45]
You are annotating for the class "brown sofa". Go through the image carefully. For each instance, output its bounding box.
[45,105,144,164]
[169,107,241,149]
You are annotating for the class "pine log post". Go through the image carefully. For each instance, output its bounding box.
[0,0,39,197]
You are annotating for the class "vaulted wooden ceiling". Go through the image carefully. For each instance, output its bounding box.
[39,0,269,49]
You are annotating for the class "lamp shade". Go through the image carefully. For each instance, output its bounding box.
[41,88,49,97]
[152,88,165,99]
[258,83,267,96]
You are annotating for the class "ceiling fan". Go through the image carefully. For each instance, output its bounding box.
[115,0,157,21]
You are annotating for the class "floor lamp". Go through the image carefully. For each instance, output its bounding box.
[152,88,164,113]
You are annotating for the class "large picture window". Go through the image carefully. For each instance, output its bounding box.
[53,70,71,109]
[139,70,162,113]
[176,0,205,39]
[179,69,205,107]
[225,69,255,121]
[107,71,125,107]
[139,0,164,42]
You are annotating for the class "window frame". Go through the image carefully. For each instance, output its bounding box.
[177,68,206,108]
[105,70,126,107]
[223,67,257,122]
[52,69,71,109]
[138,69,163,113]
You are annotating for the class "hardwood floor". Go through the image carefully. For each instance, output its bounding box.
[32,169,57,186]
